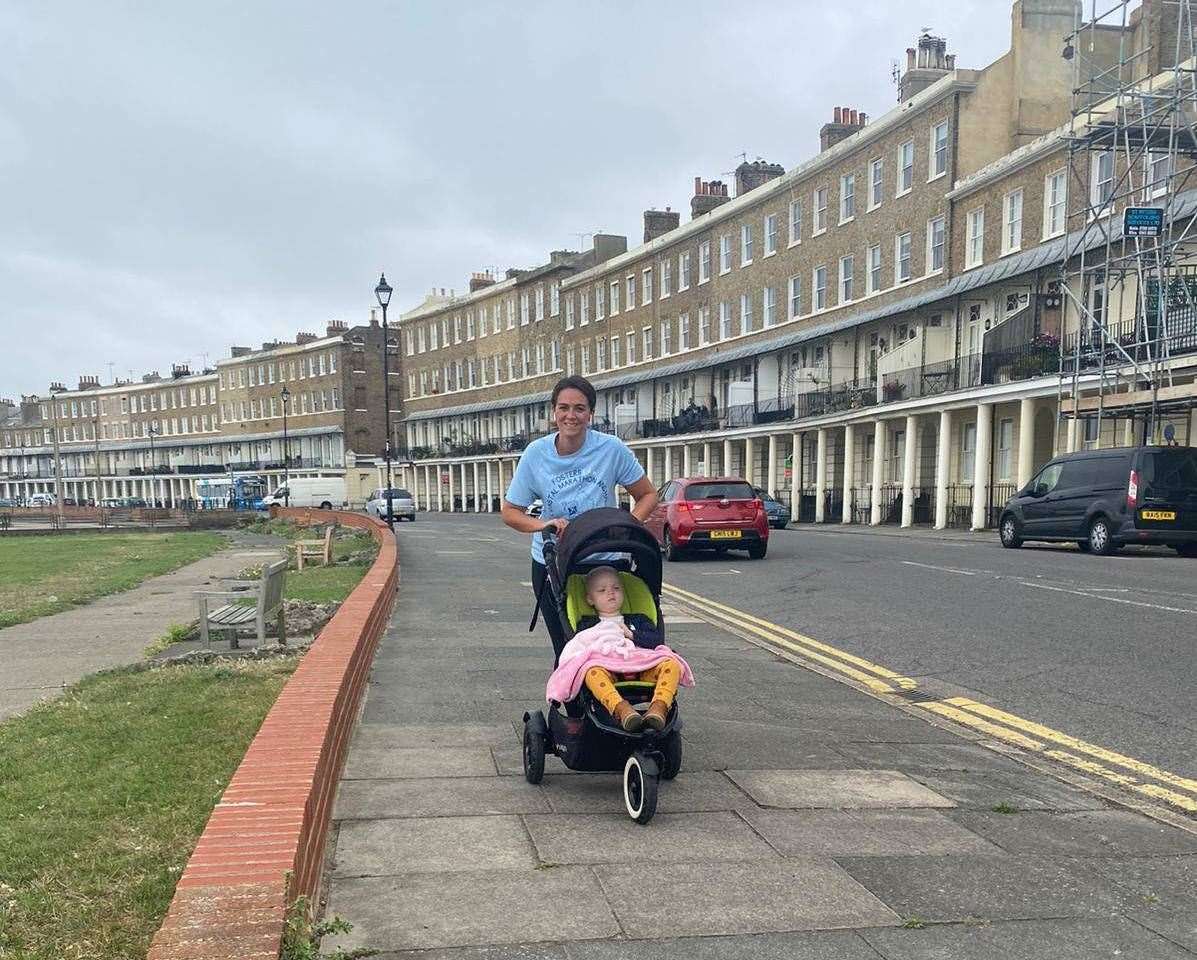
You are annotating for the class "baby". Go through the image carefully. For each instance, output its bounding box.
[572,566,682,732]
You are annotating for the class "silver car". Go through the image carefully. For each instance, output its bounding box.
[366,487,416,521]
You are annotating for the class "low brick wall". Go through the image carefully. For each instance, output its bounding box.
[147,507,397,959]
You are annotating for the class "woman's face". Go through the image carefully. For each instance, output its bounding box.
[553,387,592,439]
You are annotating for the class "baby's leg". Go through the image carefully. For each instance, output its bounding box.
[639,657,681,709]
[583,666,623,714]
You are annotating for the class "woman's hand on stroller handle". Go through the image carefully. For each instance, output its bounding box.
[541,517,568,540]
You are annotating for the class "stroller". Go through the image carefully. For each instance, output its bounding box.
[522,507,682,824]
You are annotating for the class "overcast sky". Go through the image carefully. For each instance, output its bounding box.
[1,1,1014,398]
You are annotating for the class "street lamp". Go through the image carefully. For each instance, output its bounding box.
[47,385,66,528]
[375,272,395,530]
[280,384,291,507]
[146,423,161,507]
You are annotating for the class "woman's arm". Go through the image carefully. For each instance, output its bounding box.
[500,500,566,536]
[625,475,658,523]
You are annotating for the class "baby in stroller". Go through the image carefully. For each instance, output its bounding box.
[562,566,682,732]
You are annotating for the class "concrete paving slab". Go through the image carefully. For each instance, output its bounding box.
[860,916,1195,960]
[491,741,585,777]
[350,723,516,750]
[950,809,1197,858]
[323,868,620,952]
[523,811,777,865]
[1126,912,1197,954]
[740,808,1001,857]
[334,776,550,820]
[1090,855,1197,912]
[698,713,963,743]
[333,815,537,877]
[566,930,884,959]
[367,946,568,960]
[831,742,1028,774]
[540,771,755,814]
[727,770,955,809]
[901,768,1109,811]
[362,695,492,724]
[837,855,1131,921]
[593,859,899,937]
[341,746,498,780]
[681,733,855,771]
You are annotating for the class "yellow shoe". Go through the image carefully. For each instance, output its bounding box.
[612,700,643,732]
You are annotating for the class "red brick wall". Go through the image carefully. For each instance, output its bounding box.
[147,507,398,959]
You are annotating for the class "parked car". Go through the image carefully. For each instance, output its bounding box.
[753,487,790,529]
[645,477,770,560]
[366,487,416,521]
[262,476,348,510]
[998,445,1197,556]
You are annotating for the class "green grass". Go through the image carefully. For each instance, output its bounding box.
[0,656,298,960]
[261,523,379,605]
[143,622,194,659]
[0,532,226,629]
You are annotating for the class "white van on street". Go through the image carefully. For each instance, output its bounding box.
[262,476,348,510]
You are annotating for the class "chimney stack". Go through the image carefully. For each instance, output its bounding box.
[900,32,953,102]
[326,320,348,337]
[77,374,100,391]
[691,178,731,219]
[819,107,868,152]
[643,207,681,243]
[734,160,786,197]
[469,271,496,293]
[295,331,317,345]
[170,364,190,379]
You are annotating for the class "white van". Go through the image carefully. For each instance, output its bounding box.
[28,492,56,507]
[262,477,348,510]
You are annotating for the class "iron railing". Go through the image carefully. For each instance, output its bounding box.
[943,483,974,529]
[987,482,1019,528]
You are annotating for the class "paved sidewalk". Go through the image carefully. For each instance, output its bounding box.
[0,531,284,721]
[325,526,1197,959]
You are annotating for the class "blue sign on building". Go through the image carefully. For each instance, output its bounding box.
[1124,207,1164,237]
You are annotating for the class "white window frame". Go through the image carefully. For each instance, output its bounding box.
[813,265,828,311]
[643,325,654,358]
[641,267,652,305]
[763,285,777,326]
[595,283,606,319]
[1090,152,1114,212]
[867,244,882,294]
[719,233,732,273]
[868,157,883,210]
[740,292,753,333]
[698,306,710,345]
[929,121,948,180]
[719,300,732,339]
[788,199,802,246]
[788,274,802,318]
[839,255,854,303]
[678,251,691,291]
[1002,189,1023,255]
[698,240,711,282]
[966,207,985,269]
[660,259,672,298]
[764,213,778,255]
[609,279,620,315]
[550,282,560,316]
[565,296,575,330]
[926,215,945,273]
[839,174,855,223]
[626,331,636,365]
[661,318,673,355]
[896,232,912,283]
[1043,170,1066,238]
[739,225,753,265]
[626,274,635,309]
[679,312,691,350]
[1147,151,1171,199]
[580,293,590,326]
[813,188,828,235]
[897,140,914,196]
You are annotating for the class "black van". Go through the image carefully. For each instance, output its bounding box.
[998,446,1197,555]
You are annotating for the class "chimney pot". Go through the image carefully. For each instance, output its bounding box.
[833,106,842,123]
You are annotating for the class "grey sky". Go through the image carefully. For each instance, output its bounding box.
[1,1,1013,397]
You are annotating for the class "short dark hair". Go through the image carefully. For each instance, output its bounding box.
[551,375,596,411]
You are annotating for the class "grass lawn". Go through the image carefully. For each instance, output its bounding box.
[0,532,226,629]
[0,657,298,960]
[246,519,378,605]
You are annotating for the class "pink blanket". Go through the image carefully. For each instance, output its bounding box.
[546,620,695,703]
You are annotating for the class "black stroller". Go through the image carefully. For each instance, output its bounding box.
[523,507,683,824]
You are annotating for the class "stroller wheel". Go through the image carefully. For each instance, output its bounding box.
[623,752,659,824]
[523,722,546,784]
[660,730,683,781]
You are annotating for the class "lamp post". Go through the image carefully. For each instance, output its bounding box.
[92,416,102,507]
[280,384,291,507]
[147,423,160,507]
[48,385,66,528]
[375,272,395,529]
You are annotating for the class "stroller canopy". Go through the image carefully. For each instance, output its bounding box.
[552,507,663,596]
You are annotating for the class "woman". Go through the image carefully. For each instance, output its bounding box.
[501,375,658,656]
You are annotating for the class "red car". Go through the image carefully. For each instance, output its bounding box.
[645,476,770,561]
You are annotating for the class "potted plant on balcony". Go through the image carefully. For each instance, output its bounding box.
[882,381,905,402]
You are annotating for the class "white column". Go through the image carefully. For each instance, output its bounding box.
[901,413,917,527]
[1123,416,1136,447]
[814,428,828,522]
[971,402,994,530]
[767,434,778,497]
[645,446,655,486]
[790,431,802,520]
[1017,397,1035,488]
[702,442,711,478]
[841,423,855,523]
[436,465,445,511]
[1066,416,1079,454]
[472,462,481,512]
[723,438,733,478]
[870,420,887,525]
[744,437,756,487]
[683,443,692,477]
[461,463,470,510]
[486,461,494,512]
[935,408,952,529]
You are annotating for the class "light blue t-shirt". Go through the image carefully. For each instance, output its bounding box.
[505,428,644,565]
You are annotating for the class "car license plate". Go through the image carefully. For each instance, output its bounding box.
[710,529,742,540]
[1141,509,1176,521]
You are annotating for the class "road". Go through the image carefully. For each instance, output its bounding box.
[399,512,1197,797]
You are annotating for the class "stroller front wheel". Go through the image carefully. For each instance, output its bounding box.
[623,752,659,824]
[523,723,546,784]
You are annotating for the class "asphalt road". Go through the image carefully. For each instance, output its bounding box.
[400,513,1197,784]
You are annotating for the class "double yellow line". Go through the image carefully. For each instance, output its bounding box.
[663,583,1197,815]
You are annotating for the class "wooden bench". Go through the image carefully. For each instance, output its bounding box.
[294,525,335,570]
[196,558,288,649]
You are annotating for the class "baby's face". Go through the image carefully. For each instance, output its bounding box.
[586,574,624,616]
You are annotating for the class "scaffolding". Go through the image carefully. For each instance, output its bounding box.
[1059,0,1197,448]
